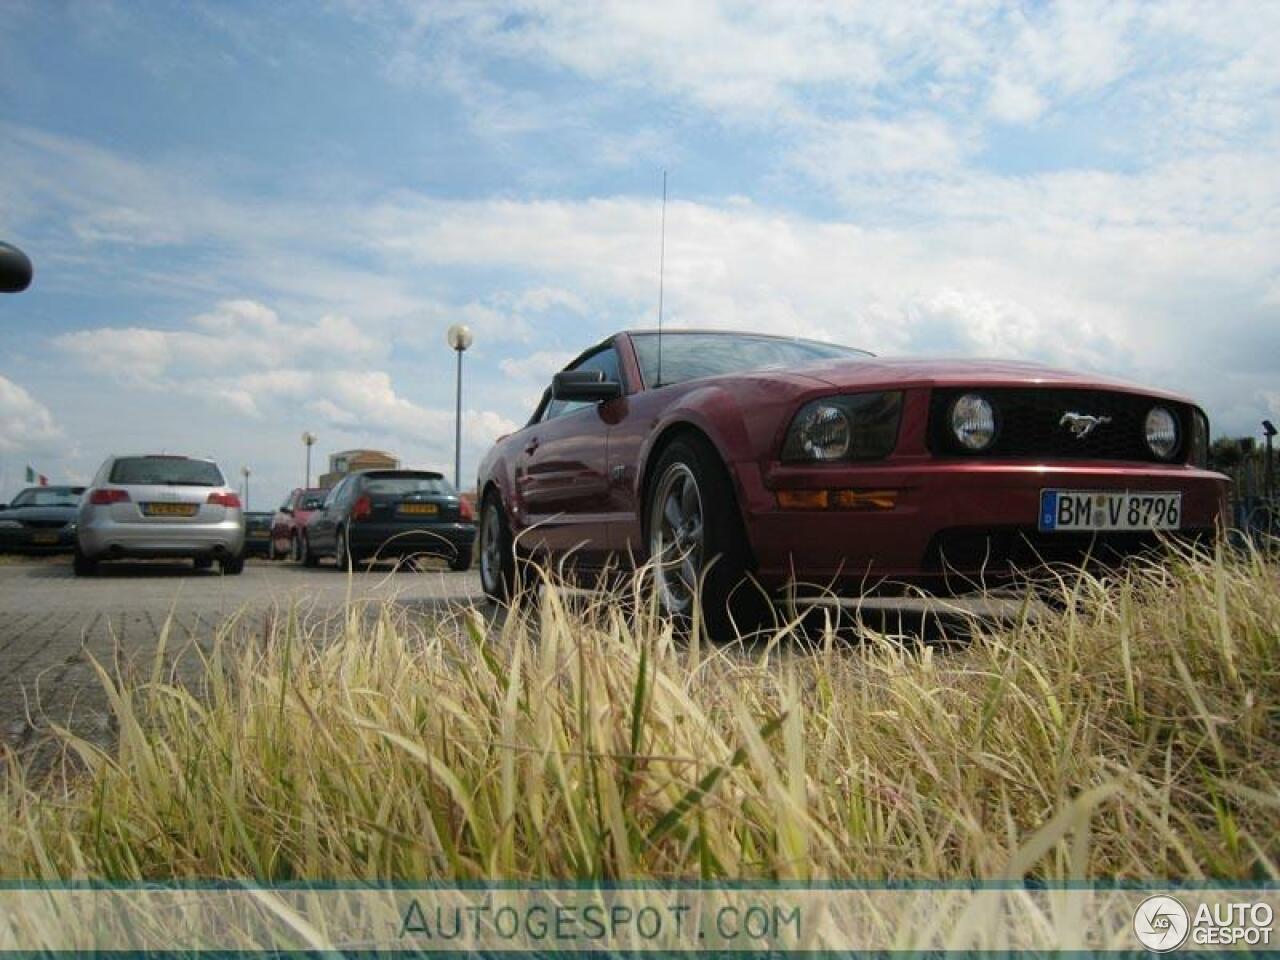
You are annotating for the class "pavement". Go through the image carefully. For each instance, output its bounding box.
[0,557,481,760]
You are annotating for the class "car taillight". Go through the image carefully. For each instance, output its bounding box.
[89,488,130,505]
[352,495,372,521]
[207,491,241,508]
[459,497,474,521]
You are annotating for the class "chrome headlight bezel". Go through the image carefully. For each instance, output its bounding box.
[1145,405,1179,461]
[949,393,998,451]
[781,392,904,462]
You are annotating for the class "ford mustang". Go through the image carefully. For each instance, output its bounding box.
[475,330,1228,637]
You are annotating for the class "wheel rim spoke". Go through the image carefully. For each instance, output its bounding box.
[650,463,704,616]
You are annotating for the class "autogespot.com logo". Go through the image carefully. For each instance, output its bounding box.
[1133,895,1191,952]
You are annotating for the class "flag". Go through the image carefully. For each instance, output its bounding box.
[38,474,48,486]
[25,466,34,483]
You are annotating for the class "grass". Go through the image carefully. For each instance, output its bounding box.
[0,543,1276,882]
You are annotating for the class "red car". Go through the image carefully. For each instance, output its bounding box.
[269,487,327,561]
[476,330,1228,637]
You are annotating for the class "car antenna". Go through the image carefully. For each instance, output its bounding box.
[656,169,667,388]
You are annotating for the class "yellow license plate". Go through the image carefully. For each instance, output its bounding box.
[31,532,59,544]
[143,502,198,517]
[399,503,438,515]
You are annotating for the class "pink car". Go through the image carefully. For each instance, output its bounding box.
[269,487,327,561]
[476,330,1228,639]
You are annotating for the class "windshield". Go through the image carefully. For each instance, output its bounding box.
[10,487,83,508]
[362,473,453,496]
[109,457,225,487]
[631,333,869,387]
[298,495,325,511]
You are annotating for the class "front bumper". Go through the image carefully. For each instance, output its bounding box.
[0,526,76,554]
[347,522,476,560]
[78,518,245,560]
[736,460,1229,591]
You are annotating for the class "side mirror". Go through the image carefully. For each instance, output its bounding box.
[0,242,33,293]
[552,369,622,404]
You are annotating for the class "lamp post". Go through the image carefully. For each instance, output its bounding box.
[301,431,316,488]
[241,466,251,511]
[1264,420,1276,503]
[446,323,473,490]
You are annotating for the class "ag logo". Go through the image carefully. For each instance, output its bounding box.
[1133,895,1190,952]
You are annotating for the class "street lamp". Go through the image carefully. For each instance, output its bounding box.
[1264,420,1276,502]
[446,323,473,490]
[241,465,251,511]
[301,431,316,488]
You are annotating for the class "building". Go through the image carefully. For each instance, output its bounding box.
[318,449,399,489]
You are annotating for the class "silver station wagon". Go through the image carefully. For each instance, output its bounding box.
[75,454,246,576]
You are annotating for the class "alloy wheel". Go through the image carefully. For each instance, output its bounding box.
[480,500,502,596]
[648,462,705,616]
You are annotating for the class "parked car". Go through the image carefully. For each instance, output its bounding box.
[269,487,326,561]
[0,486,86,553]
[75,454,245,576]
[242,511,274,557]
[301,469,475,570]
[475,329,1229,638]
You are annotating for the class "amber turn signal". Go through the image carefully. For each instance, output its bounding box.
[776,489,898,510]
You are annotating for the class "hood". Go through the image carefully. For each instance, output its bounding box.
[789,356,1195,404]
[0,505,77,524]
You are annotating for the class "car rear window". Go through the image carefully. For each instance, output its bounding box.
[109,457,225,486]
[362,473,453,496]
[10,487,84,507]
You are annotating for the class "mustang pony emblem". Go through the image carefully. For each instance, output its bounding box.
[1059,411,1112,439]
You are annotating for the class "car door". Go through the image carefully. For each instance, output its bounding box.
[271,491,297,551]
[307,478,348,553]
[516,345,621,564]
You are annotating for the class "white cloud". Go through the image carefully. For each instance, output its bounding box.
[54,299,384,387]
[499,350,575,382]
[0,376,64,456]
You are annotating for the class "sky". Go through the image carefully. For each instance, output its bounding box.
[0,0,1277,508]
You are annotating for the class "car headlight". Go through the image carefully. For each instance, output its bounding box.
[1145,406,1179,460]
[782,392,903,462]
[950,393,997,451]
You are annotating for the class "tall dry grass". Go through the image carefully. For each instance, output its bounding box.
[0,545,1276,881]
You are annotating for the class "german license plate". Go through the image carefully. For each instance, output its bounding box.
[31,531,59,544]
[142,502,198,517]
[399,503,438,515]
[1039,490,1181,532]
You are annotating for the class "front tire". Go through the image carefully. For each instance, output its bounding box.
[301,533,319,568]
[335,526,359,570]
[479,491,527,603]
[221,553,245,575]
[645,435,769,642]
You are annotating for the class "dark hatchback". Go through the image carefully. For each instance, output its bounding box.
[242,512,274,557]
[0,486,86,553]
[301,470,475,570]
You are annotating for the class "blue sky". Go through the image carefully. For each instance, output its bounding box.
[1,0,1277,507]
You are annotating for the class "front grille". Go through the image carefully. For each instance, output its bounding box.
[928,388,1190,463]
[21,519,68,529]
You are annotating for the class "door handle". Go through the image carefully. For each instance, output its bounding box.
[525,437,540,455]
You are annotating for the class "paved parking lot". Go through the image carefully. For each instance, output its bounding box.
[0,558,482,758]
